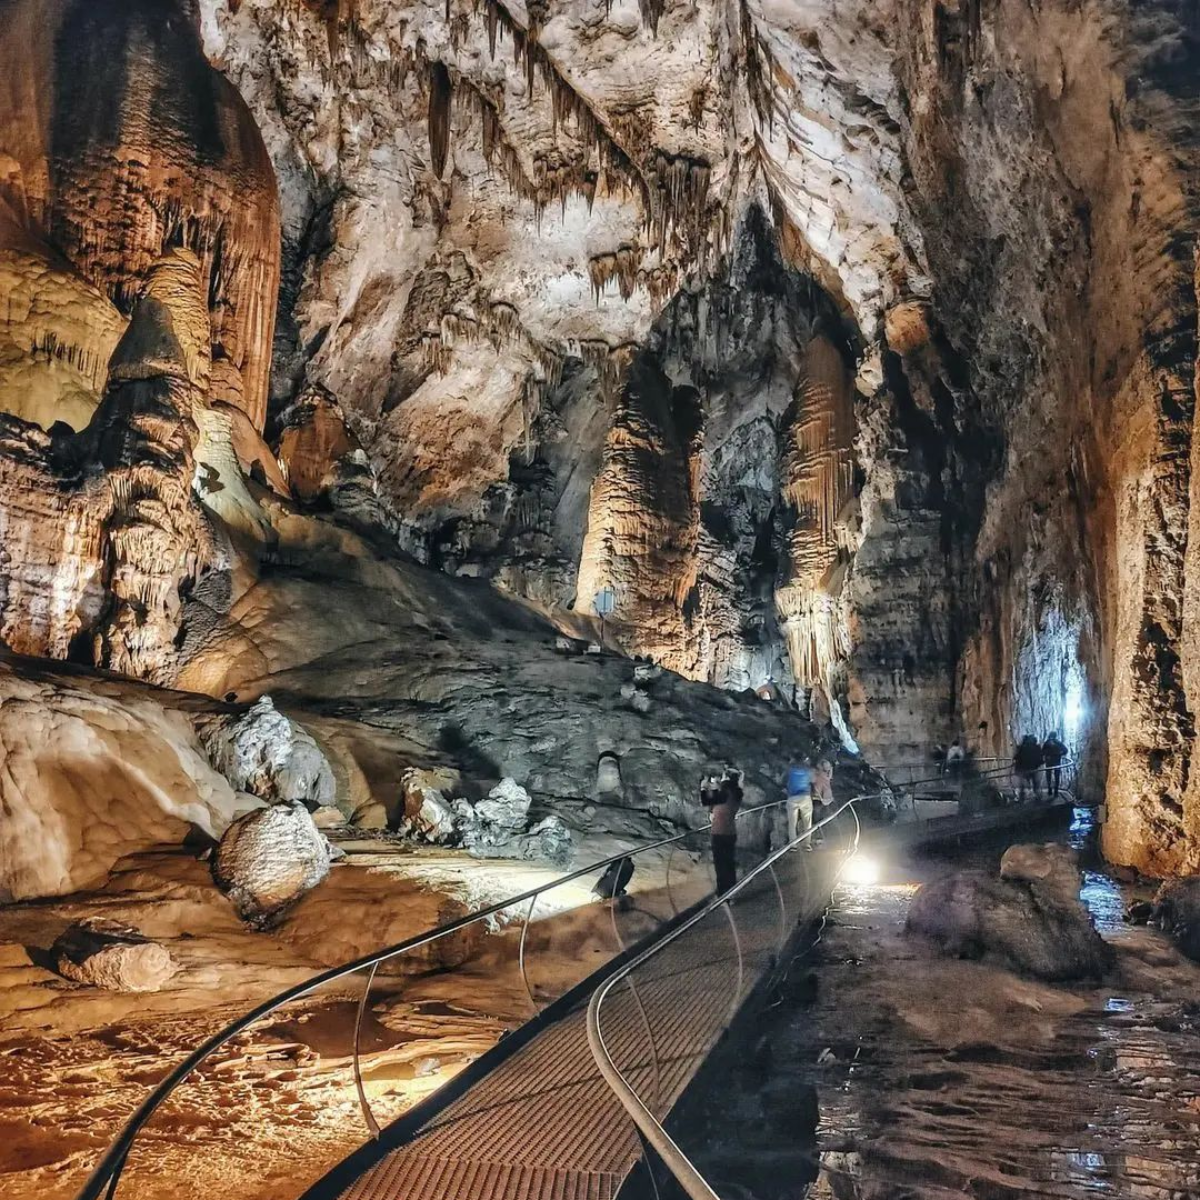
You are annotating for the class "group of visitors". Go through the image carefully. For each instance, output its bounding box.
[1013,731,1069,800]
[699,755,836,894]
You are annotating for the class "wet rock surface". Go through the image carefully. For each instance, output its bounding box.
[907,843,1113,981]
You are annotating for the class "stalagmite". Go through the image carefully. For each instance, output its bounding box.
[576,358,703,674]
[88,251,211,683]
[775,336,856,717]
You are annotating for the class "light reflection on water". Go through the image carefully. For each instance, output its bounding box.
[674,808,1200,1200]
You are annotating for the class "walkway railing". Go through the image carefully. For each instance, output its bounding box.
[587,798,863,1200]
[74,796,796,1200]
[882,756,1078,816]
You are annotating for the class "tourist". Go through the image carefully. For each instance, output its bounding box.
[1013,734,1043,801]
[1041,731,1068,796]
[812,757,835,843]
[945,737,965,778]
[704,767,743,894]
[786,755,815,846]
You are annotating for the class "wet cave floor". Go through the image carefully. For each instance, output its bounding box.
[642,811,1200,1200]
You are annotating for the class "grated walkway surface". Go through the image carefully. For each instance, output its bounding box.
[340,849,829,1200]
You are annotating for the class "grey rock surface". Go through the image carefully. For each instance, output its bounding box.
[907,856,1113,981]
[199,696,336,807]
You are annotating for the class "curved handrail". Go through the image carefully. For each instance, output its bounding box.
[75,796,788,1200]
[585,796,863,1200]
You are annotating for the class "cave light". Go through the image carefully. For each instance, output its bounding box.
[840,850,881,887]
[1064,676,1085,739]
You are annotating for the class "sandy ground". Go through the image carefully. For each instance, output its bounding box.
[0,824,713,1200]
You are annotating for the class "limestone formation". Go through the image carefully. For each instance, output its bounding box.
[197,696,337,808]
[0,0,1195,878]
[0,249,217,684]
[212,801,334,927]
[0,203,127,430]
[1152,878,1200,962]
[51,919,179,993]
[0,661,256,901]
[0,0,281,429]
[907,847,1113,982]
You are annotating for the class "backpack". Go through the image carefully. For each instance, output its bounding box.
[594,856,634,899]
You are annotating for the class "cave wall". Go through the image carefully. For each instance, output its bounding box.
[1,0,1200,871]
[0,0,281,429]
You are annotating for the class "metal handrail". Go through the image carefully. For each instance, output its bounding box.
[75,795,789,1200]
[585,796,863,1200]
[887,756,1078,793]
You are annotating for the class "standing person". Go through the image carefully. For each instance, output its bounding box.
[945,738,965,779]
[1013,734,1043,802]
[1041,731,1068,796]
[811,757,835,843]
[785,756,815,846]
[704,768,743,894]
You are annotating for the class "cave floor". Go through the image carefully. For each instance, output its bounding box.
[0,827,710,1200]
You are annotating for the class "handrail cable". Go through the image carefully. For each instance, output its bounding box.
[76,794,799,1200]
[585,796,863,1200]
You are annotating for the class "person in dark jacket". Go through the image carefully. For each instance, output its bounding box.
[704,768,743,894]
[1014,734,1043,802]
[1041,732,1068,796]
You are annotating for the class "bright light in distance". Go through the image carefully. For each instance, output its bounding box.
[841,851,882,887]
[1064,679,1085,738]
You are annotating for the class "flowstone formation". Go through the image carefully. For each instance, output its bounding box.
[0,0,281,429]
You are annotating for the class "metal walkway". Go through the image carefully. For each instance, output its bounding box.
[324,842,837,1200]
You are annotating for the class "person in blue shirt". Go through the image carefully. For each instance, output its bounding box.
[786,756,814,845]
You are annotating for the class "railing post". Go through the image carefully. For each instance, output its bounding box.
[102,1148,129,1200]
[518,893,540,1011]
[353,962,381,1140]
[720,900,744,1028]
[767,860,788,960]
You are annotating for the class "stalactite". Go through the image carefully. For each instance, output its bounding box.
[638,0,665,36]
[739,0,776,134]
[645,153,711,256]
[468,0,649,213]
[588,245,644,303]
[428,61,454,178]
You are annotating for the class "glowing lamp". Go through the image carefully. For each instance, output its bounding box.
[841,852,881,887]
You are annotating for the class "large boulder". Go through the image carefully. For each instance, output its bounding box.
[1153,877,1200,961]
[472,777,532,832]
[0,665,256,901]
[999,842,1082,907]
[51,918,178,992]
[398,788,457,843]
[212,801,333,927]
[907,848,1113,981]
[198,696,336,807]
